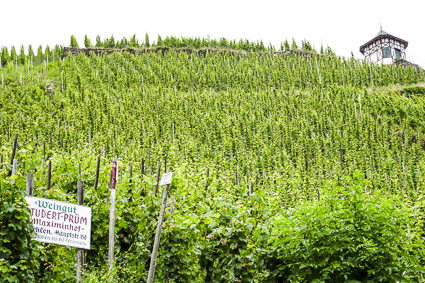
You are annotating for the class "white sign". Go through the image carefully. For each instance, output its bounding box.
[159,172,173,186]
[25,197,92,250]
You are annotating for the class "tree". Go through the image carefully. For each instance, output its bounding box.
[54,45,63,57]
[156,35,162,47]
[45,46,51,59]
[95,35,102,47]
[36,45,43,61]
[325,46,335,56]
[301,39,314,52]
[105,35,115,48]
[145,33,150,47]
[1,47,9,66]
[10,46,17,62]
[130,34,138,47]
[70,35,79,48]
[284,39,290,50]
[17,46,26,64]
[84,35,92,48]
[291,38,298,50]
[28,45,34,59]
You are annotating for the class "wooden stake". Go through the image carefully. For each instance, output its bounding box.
[154,164,161,196]
[170,195,175,219]
[108,159,118,280]
[249,182,253,198]
[206,168,210,189]
[141,158,145,177]
[47,160,52,190]
[26,173,34,196]
[10,134,18,165]
[11,158,18,184]
[76,180,84,283]
[147,183,171,283]
[94,155,100,191]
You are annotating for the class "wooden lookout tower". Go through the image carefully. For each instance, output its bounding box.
[360,26,408,65]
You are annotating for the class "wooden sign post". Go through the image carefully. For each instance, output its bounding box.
[108,159,118,280]
[147,171,173,283]
[77,180,84,283]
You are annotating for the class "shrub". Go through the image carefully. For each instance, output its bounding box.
[404,86,425,95]
[259,171,423,282]
[0,176,40,282]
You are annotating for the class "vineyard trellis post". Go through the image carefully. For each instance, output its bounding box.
[76,180,84,283]
[26,173,34,196]
[147,171,173,283]
[108,159,118,280]
[47,160,52,190]
[11,159,18,184]
[94,155,100,190]
[10,134,18,166]
[154,163,162,196]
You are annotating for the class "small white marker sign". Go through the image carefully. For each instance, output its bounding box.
[159,172,173,186]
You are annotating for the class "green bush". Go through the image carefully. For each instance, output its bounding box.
[0,176,40,282]
[404,86,425,95]
[259,171,423,282]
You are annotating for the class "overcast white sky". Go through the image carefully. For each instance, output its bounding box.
[1,0,424,67]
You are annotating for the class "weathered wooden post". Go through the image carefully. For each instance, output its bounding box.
[26,173,34,196]
[170,195,175,219]
[154,163,162,196]
[76,180,84,283]
[249,182,254,198]
[147,171,173,283]
[206,168,210,189]
[141,158,145,177]
[10,134,18,165]
[47,160,52,190]
[129,162,133,183]
[108,159,118,280]
[94,155,100,191]
[11,159,18,184]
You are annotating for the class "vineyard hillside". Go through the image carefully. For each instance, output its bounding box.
[1,40,425,282]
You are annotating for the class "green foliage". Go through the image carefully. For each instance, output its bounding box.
[1,46,9,66]
[259,171,423,281]
[84,35,92,48]
[326,45,335,56]
[36,45,43,60]
[27,45,34,59]
[0,38,425,281]
[54,45,63,57]
[284,39,290,50]
[104,35,115,48]
[301,39,314,52]
[404,85,425,95]
[291,38,298,50]
[18,46,26,65]
[10,46,17,61]
[95,35,102,48]
[45,46,51,59]
[70,35,79,48]
[0,176,40,282]
[145,33,150,47]
[129,34,138,47]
